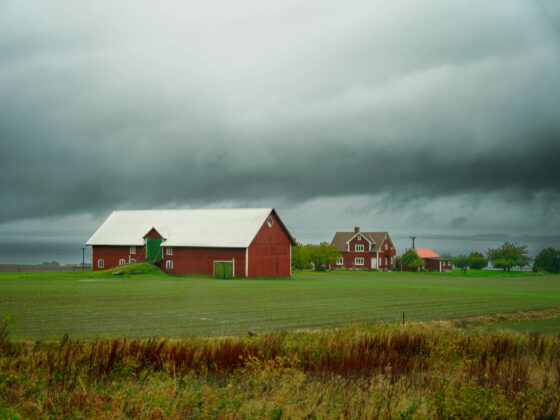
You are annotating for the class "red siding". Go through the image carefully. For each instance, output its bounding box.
[162,247,246,277]
[424,258,452,272]
[92,245,145,270]
[403,258,452,272]
[248,212,292,277]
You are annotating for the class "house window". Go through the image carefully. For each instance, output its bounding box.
[166,247,173,256]
[130,246,136,254]
[166,260,173,270]
[355,244,365,252]
[267,216,274,227]
[130,258,136,264]
[355,257,364,266]
[97,259,104,268]
[385,243,388,250]
[119,258,126,266]
[336,257,344,265]
[357,235,361,241]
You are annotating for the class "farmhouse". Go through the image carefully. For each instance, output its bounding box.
[86,208,295,277]
[330,227,397,270]
[415,248,452,272]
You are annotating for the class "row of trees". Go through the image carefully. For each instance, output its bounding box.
[452,252,488,273]
[453,242,531,272]
[291,242,340,271]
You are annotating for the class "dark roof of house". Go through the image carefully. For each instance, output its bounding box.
[330,231,390,252]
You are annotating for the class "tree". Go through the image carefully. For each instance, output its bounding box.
[41,261,60,266]
[532,248,560,273]
[291,242,340,271]
[308,242,340,271]
[467,252,487,270]
[401,249,425,271]
[453,254,469,274]
[291,243,311,270]
[487,242,531,271]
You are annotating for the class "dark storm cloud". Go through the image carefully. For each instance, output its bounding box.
[1,0,560,230]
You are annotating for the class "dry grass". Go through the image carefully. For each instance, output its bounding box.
[1,321,560,418]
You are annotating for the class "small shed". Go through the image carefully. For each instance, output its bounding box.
[415,248,452,272]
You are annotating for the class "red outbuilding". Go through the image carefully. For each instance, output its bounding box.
[86,208,295,277]
[414,248,452,272]
[330,227,397,270]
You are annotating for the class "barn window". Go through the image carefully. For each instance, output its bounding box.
[267,216,274,228]
[166,260,173,270]
[336,257,344,265]
[357,235,361,241]
[130,246,136,254]
[119,258,126,266]
[385,243,388,250]
[97,259,104,268]
[355,244,364,252]
[166,247,173,256]
[355,257,364,266]
[130,258,136,264]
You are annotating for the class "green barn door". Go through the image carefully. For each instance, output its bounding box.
[213,261,234,279]
[146,238,163,261]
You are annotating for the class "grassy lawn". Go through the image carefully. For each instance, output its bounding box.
[1,267,559,339]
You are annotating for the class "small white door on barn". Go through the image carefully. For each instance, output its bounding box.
[371,256,377,270]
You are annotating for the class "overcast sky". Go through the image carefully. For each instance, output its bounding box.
[1,0,560,250]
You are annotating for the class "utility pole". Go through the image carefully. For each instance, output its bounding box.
[81,247,86,272]
[410,236,416,249]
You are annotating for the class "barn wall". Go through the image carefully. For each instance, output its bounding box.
[92,245,145,270]
[162,247,246,277]
[248,212,292,277]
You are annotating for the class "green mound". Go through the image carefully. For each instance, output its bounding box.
[97,262,167,277]
[0,262,168,279]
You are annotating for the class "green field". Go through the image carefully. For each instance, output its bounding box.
[1,267,559,339]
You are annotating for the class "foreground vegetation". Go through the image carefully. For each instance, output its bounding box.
[1,321,559,418]
[1,268,559,339]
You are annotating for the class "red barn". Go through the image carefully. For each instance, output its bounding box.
[414,248,452,272]
[86,208,295,277]
[330,227,397,270]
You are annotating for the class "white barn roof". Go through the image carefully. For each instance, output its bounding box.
[86,208,279,248]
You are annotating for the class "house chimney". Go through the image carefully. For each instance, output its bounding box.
[354,227,360,233]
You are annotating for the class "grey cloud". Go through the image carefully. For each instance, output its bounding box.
[1,0,560,234]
